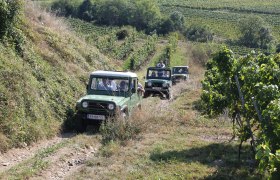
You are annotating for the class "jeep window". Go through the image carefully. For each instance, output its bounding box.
[90,77,129,92]
[131,79,137,93]
[147,70,171,79]
[173,67,188,74]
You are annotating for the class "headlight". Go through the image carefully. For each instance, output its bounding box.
[162,83,167,87]
[147,82,152,86]
[82,101,88,108]
[108,103,115,110]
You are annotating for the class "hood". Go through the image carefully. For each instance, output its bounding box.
[173,74,187,76]
[77,95,127,105]
[146,79,170,83]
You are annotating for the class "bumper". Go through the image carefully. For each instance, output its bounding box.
[144,88,169,93]
[77,112,115,123]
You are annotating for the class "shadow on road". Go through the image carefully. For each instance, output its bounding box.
[150,143,261,179]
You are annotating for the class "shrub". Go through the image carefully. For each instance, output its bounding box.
[238,15,274,49]
[186,25,213,42]
[0,133,10,153]
[116,29,129,40]
[100,116,141,145]
[276,44,280,53]
[51,0,78,17]
[0,0,24,39]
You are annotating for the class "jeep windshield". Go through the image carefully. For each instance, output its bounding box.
[173,67,188,74]
[147,69,171,80]
[90,77,130,95]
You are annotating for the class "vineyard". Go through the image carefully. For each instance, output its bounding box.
[159,0,280,14]
[158,0,280,41]
[201,48,280,178]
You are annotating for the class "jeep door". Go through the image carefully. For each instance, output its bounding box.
[129,78,141,113]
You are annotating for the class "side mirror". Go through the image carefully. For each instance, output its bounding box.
[86,84,89,90]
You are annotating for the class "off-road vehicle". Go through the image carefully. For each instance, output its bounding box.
[143,67,172,99]
[172,66,189,82]
[75,71,142,132]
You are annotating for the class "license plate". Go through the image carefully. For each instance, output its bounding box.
[152,87,162,90]
[87,114,105,120]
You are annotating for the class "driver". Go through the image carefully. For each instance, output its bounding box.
[98,78,111,90]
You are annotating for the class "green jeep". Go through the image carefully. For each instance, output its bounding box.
[75,71,142,132]
[143,67,172,99]
[172,66,189,82]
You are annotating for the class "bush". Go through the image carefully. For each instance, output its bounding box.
[186,25,213,42]
[116,29,129,40]
[51,0,78,17]
[0,133,10,153]
[0,0,24,39]
[276,44,280,53]
[100,116,141,145]
[238,15,274,49]
[191,43,213,66]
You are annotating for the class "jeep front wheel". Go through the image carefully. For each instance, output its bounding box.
[75,113,87,133]
[143,92,150,98]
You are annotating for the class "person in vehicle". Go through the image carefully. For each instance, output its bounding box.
[156,60,166,68]
[119,80,128,91]
[158,70,164,77]
[150,71,156,77]
[109,79,117,91]
[98,78,111,90]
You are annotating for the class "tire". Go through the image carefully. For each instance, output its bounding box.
[166,91,172,100]
[143,92,149,98]
[75,113,87,133]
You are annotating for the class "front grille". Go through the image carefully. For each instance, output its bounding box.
[152,82,162,87]
[175,76,182,79]
[88,102,107,109]
[87,102,109,114]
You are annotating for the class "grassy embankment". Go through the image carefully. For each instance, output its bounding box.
[0,2,113,152]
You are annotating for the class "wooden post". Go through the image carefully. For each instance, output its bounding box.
[234,75,256,153]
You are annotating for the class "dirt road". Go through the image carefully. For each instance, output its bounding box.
[0,77,197,179]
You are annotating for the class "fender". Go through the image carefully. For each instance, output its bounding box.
[121,105,128,112]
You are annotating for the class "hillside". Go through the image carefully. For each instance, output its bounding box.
[0,1,113,151]
[0,0,279,179]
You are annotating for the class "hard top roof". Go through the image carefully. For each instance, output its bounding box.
[147,67,171,70]
[90,71,137,78]
[172,66,189,68]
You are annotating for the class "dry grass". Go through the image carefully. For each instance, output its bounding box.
[0,133,10,153]
[25,1,70,35]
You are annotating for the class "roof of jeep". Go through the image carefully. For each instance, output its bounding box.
[173,66,189,68]
[90,71,138,78]
[147,67,171,70]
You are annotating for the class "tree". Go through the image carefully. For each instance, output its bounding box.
[158,11,185,35]
[169,11,185,31]
[185,25,213,42]
[51,0,77,17]
[239,15,274,49]
[77,0,93,21]
[95,0,129,26]
[129,0,162,32]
